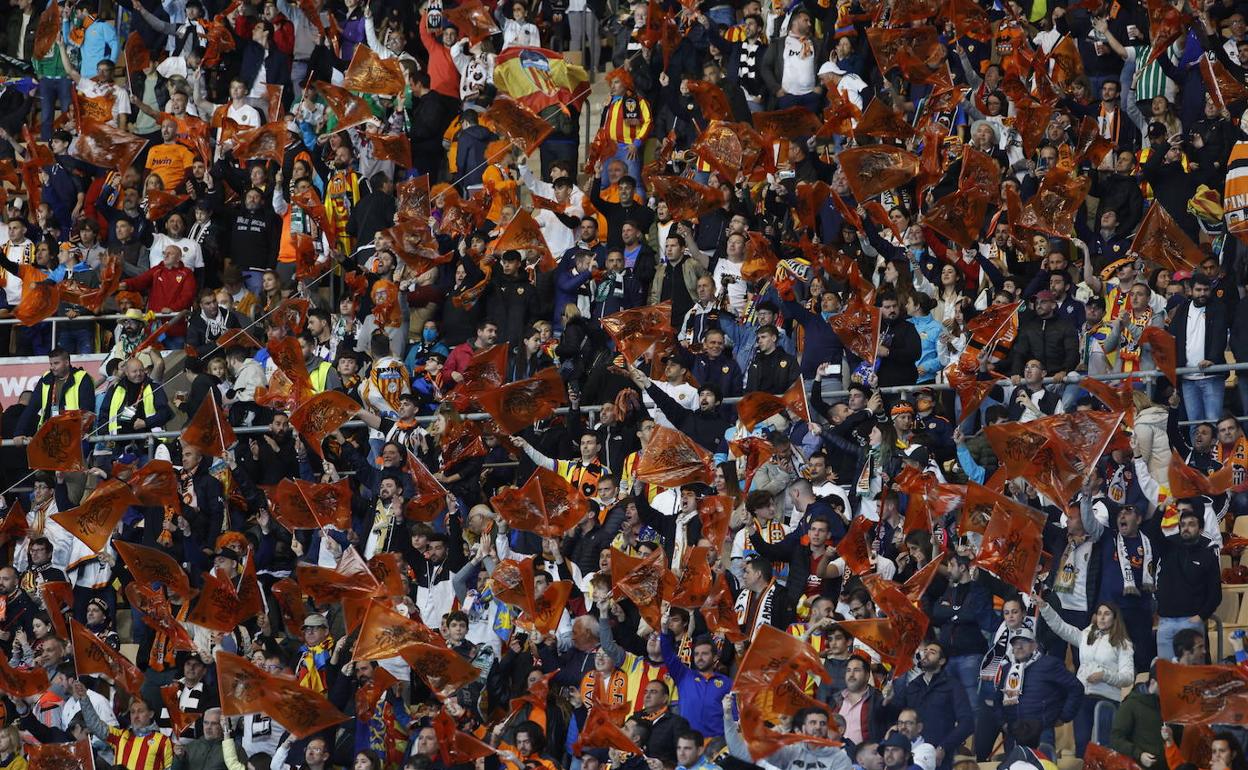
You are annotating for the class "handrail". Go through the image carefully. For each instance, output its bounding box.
[1,362,1244,448]
[0,312,180,325]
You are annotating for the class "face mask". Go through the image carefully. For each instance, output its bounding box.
[821,311,834,321]
[423,328,438,343]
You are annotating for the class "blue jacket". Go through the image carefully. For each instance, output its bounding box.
[891,668,974,758]
[782,297,845,380]
[909,314,943,384]
[660,633,732,737]
[79,18,119,75]
[552,256,594,330]
[993,653,1082,729]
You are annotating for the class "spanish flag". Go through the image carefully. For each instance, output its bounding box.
[493,46,590,113]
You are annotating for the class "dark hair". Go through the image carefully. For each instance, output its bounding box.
[445,611,469,626]
[1007,719,1043,748]
[619,175,637,188]
[49,347,70,360]
[1173,628,1205,660]
[744,556,772,581]
[744,490,772,514]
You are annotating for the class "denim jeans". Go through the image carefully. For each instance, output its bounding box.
[39,77,73,141]
[57,326,94,355]
[1157,615,1204,660]
[1182,376,1225,434]
[946,654,982,717]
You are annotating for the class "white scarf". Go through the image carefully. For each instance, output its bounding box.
[201,308,228,338]
[1001,649,1041,706]
[1117,530,1155,595]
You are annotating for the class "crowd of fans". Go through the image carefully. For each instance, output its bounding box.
[3,0,1248,769]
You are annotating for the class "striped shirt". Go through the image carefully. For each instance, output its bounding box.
[555,459,606,498]
[601,95,652,145]
[1224,140,1248,235]
[108,726,174,770]
[1130,43,1175,101]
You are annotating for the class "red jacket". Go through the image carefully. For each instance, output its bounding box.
[418,11,460,99]
[127,263,197,336]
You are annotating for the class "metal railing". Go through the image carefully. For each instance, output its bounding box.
[0,311,182,343]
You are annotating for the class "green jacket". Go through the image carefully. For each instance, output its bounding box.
[173,739,236,770]
[1110,687,1166,770]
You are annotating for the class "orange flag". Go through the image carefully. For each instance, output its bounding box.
[396,174,431,222]
[667,546,714,608]
[381,219,444,272]
[1018,165,1091,238]
[648,175,728,222]
[26,741,92,770]
[831,294,881,364]
[32,2,60,57]
[355,667,398,722]
[1169,451,1236,499]
[0,654,49,698]
[1201,55,1248,111]
[313,81,376,133]
[491,466,589,537]
[854,98,916,142]
[1144,0,1190,64]
[837,513,875,576]
[124,583,195,651]
[163,681,199,735]
[398,643,483,691]
[216,650,276,716]
[517,579,573,635]
[270,578,307,635]
[792,181,830,231]
[271,477,352,531]
[0,498,27,545]
[491,557,537,613]
[40,580,73,640]
[439,418,488,472]
[475,367,566,434]
[113,540,192,601]
[70,617,144,698]
[922,189,990,248]
[1129,200,1204,274]
[113,458,180,508]
[493,209,553,269]
[686,80,733,122]
[52,479,138,552]
[353,599,444,660]
[365,131,412,167]
[973,504,1045,595]
[27,410,85,472]
[15,265,59,327]
[601,302,675,363]
[733,390,791,433]
[181,394,236,458]
[482,98,553,156]
[902,552,948,604]
[1157,659,1248,724]
[230,121,287,166]
[75,120,149,172]
[292,188,339,244]
[752,107,823,140]
[445,0,499,44]
[944,0,992,40]
[852,579,931,675]
[635,425,715,488]
[611,547,675,629]
[341,44,406,96]
[290,391,360,458]
[218,651,350,738]
[1140,326,1177,386]
[144,188,191,221]
[697,495,734,553]
[730,436,774,492]
[187,568,246,633]
[236,552,263,621]
[700,573,747,642]
[573,708,645,756]
[432,710,497,766]
[404,453,450,522]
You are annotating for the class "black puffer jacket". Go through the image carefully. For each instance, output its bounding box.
[1011,312,1079,376]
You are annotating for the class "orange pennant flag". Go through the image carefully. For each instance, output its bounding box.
[0,654,49,698]
[231,121,287,166]
[944,0,992,40]
[700,573,748,642]
[610,547,676,630]
[144,188,191,220]
[1201,55,1248,111]
[70,617,144,698]
[973,504,1045,595]
[482,98,553,156]
[516,579,573,635]
[32,2,60,58]
[493,209,554,269]
[187,568,246,633]
[444,0,499,45]
[922,189,990,248]
[292,188,339,244]
[1157,659,1248,724]
[236,552,263,621]
[217,651,350,738]
[854,97,916,142]
[697,495,734,553]
[113,458,180,508]
[181,394,236,459]
[124,583,196,651]
[27,410,85,472]
[52,479,138,552]
[290,390,360,458]
[491,466,589,537]
[398,643,483,691]
[1144,0,1190,64]
[439,418,488,472]
[353,599,444,660]
[751,107,823,140]
[475,367,566,434]
[635,425,715,488]
[1017,165,1091,238]
[40,580,73,640]
[74,120,149,172]
[601,301,675,363]
[667,545,715,608]
[0,498,26,545]
[831,294,881,364]
[313,81,376,133]
[216,650,272,716]
[648,175,728,222]
[902,551,948,605]
[1140,326,1177,386]
[837,513,875,576]
[432,710,497,766]
[1130,203,1204,275]
[403,453,450,522]
[1083,743,1145,770]
[270,578,307,636]
[573,708,645,756]
[341,44,407,96]
[491,557,537,614]
[15,265,60,327]
[1169,451,1236,499]
[113,540,192,601]
[162,681,199,736]
[686,79,733,122]
[365,131,412,167]
[838,145,920,202]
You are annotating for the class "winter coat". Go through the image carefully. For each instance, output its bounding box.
[1037,604,1134,702]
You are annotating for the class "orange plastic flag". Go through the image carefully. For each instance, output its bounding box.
[491,557,537,614]
[483,98,553,156]
[697,495,735,553]
[493,208,553,268]
[162,681,199,735]
[187,568,245,633]
[686,80,733,122]
[313,81,376,133]
[1157,659,1248,724]
[752,107,823,140]
[849,580,930,675]
[792,181,830,231]
[517,579,573,636]
[39,580,73,640]
[1018,165,1091,238]
[353,599,443,660]
[32,2,60,58]
[354,667,398,722]
[730,436,774,492]
[432,710,497,765]
[830,294,881,364]
[51,479,138,552]
[837,513,875,576]
[124,583,195,651]
[1201,55,1248,111]
[973,505,1045,594]
[1169,451,1236,499]
[236,552,263,622]
[445,0,499,44]
[181,394,236,459]
[26,410,84,472]
[1139,326,1177,386]
[944,361,1003,422]
[144,189,190,221]
[70,617,144,698]
[261,670,351,738]
[647,175,727,221]
[854,98,916,142]
[341,44,406,96]
[1130,204,1204,275]
[1082,743,1144,770]
[75,120,149,172]
[635,425,715,488]
[271,477,353,531]
[396,174,431,222]
[292,188,339,243]
[217,649,272,715]
[691,121,758,183]
[476,367,566,434]
[1144,0,1189,64]
[439,419,487,472]
[15,265,59,327]
[365,131,412,167]
[902,551,948,604]
[922,189,990,248]
[0,498,26,546]
[26,741,92,770]
[944,0,992,40]
[398,642,483,691]
[290,390,360,458]
[270,578,307,636]
[366,552,405,597]
[231,121,287,165]
[114,540,192,601]
[0,654,49,698]
[573,708,645,756]
[611,547,676,629]
[601,301,675,363]
[700,572,747,641]
[491,466,589,537]
[403,453,450,522]
[667,546,714,608]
